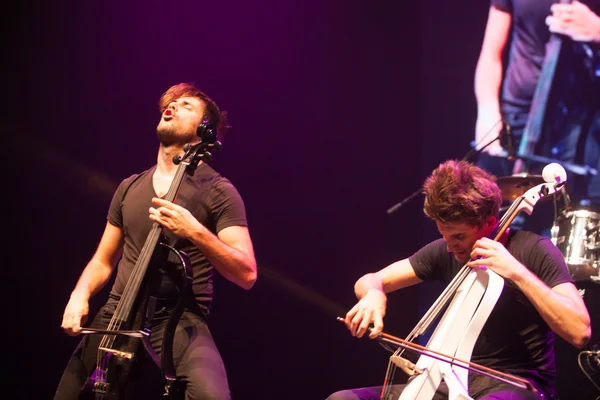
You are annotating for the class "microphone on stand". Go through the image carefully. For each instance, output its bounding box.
[388,119,508,215]
[501,120,516,162]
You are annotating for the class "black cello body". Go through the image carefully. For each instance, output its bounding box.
[80,244,192,400]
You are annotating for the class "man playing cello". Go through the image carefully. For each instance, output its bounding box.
[327,160,590,400]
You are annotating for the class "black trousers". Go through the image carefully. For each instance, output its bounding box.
[54,300,231,400]
[326,374,552,400]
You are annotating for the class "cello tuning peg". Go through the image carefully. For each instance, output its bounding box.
[202,152,213,163]
[542,163,567,184]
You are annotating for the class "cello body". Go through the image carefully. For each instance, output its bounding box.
[80,243,193,400]
[399,269,503,400]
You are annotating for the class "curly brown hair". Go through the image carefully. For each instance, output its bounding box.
[158,82,229,137]
[422,160,502,227]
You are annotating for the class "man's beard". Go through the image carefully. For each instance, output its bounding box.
[156,125,196,147]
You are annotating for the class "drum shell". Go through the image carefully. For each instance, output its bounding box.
[551,209,600,281]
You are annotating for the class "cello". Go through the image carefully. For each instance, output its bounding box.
[341,162,568,400]
[78,122,221,399]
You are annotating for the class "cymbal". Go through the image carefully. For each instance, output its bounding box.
[496,174,545,202]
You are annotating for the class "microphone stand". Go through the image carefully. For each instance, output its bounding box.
[387,120,597,215]
[386,122,507,215]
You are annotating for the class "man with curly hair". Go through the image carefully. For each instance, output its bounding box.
[328,160,590,400]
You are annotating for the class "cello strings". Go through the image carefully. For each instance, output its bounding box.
[93,161,189,382]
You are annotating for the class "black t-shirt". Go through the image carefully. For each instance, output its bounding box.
[493,0,599,113]
[493,0,554,111]
[106,162,248,314]
[408,229,573,396]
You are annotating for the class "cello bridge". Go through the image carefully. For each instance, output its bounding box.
[99,346,134,359]
[390,355,424,376]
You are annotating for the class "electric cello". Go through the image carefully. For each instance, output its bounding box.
[341,163,568,400]
[78,122,221,399]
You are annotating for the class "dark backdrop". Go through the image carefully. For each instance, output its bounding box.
[3,1,595,399]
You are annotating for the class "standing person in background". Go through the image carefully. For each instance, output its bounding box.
[474,0,600,209]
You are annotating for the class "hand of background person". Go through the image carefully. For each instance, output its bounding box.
[475,109,507,157]
[547,1,600,42]
[345,289,387,339]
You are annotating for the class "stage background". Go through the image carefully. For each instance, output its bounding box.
[4,1,597,398]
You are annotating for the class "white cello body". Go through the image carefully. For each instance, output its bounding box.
[399,269,503,400]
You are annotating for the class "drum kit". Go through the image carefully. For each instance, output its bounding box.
[496,173,599,284]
